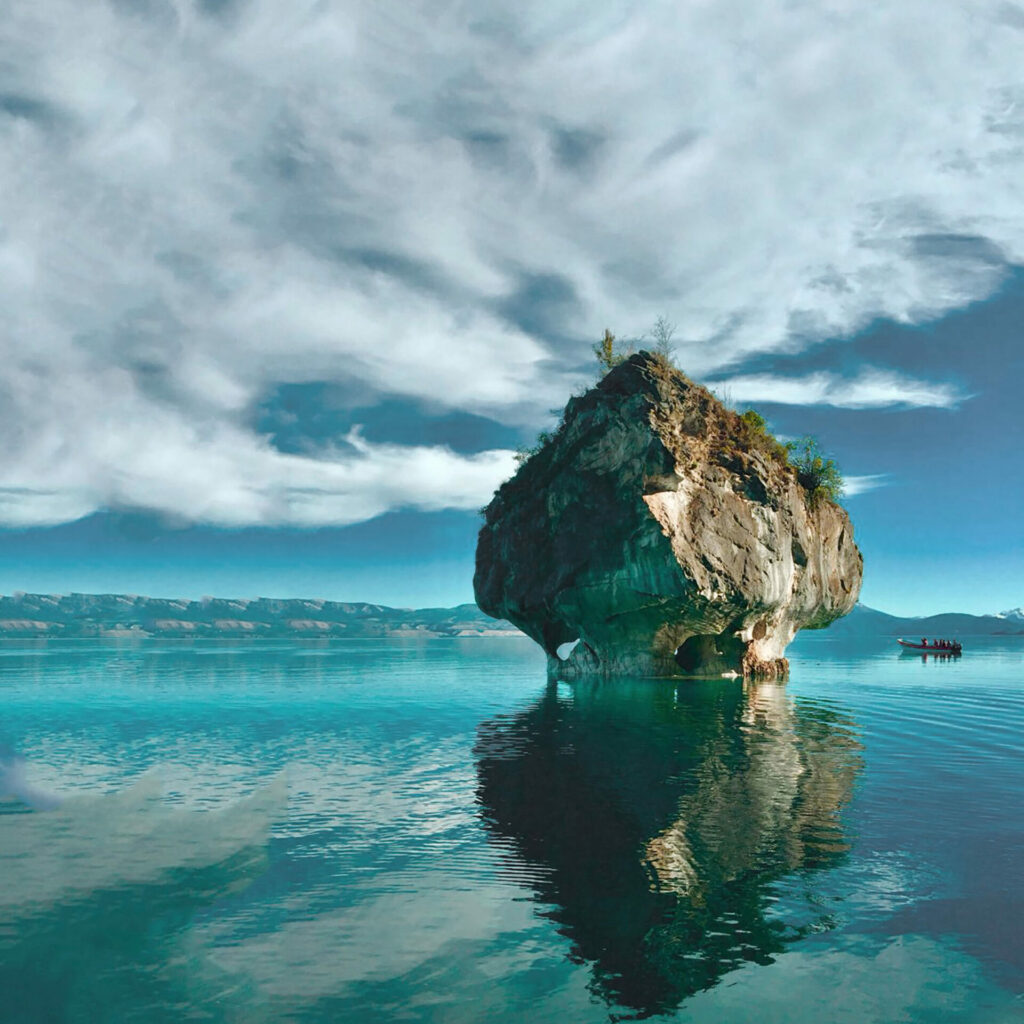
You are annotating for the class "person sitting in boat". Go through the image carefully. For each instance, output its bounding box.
[921,637,928,646]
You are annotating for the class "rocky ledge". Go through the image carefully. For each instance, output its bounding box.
[474,353,863,678]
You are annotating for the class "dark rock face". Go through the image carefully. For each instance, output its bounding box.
[474,353,863,678]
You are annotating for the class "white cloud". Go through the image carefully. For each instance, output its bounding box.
[842,475,889,497]
[0,0,1019,524]
[708,370,966,408]
[0,374,518,527]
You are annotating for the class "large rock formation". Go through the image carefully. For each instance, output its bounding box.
[474,352,863,678]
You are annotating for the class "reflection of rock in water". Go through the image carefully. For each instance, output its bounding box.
[0,775,283,1023]
[474,679,862,1016]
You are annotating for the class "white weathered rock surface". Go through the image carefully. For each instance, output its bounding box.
[474,353,863,678]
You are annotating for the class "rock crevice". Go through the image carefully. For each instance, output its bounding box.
[474,353,863,678]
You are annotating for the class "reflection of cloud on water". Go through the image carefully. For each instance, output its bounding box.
[673,934,1024,1024]
[0,747,63,810]
[474,679,864,1016]
[0,771,284,1023]
[205,882,542,1004]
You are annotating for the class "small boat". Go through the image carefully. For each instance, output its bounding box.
[897,638,962,655]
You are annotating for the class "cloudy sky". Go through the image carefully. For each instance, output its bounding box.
[0,0,1021,615]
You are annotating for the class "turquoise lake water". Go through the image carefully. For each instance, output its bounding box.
[1,635,1022,1022]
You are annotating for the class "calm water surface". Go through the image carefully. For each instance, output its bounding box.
[1,635,1022,1022]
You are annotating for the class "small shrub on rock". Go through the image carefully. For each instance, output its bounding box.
[738,409,790,463]
[787,436,844,506]
[513,429,555,465]
[593,329,632,375]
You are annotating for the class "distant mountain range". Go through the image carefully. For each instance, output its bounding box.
[0,593,522,639]
[825,603,1024,637]
[0,593,1018,639]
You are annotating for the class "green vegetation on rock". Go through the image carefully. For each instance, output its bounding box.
[520,326,845,509]
[738,411,844,506]
[785,435,844,507]
[737,409,791,464]
[593,328,631,374]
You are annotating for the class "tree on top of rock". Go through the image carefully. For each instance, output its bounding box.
[593,329,630,375]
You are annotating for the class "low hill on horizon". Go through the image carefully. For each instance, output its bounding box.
[0,592,1018,640]
[0,592,522,639]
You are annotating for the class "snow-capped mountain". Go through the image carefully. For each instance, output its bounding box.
[994,607,1024,621]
